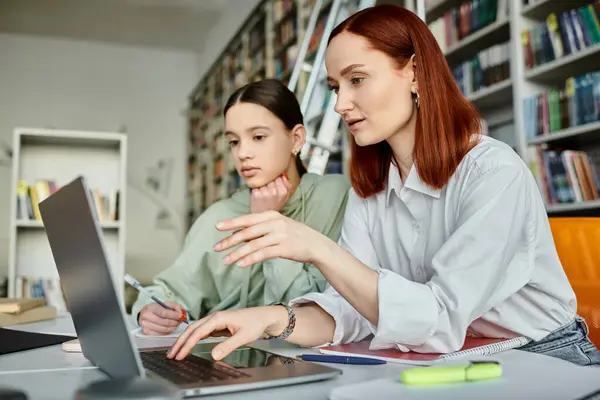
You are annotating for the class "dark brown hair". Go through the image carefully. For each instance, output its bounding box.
[224,79,307,176]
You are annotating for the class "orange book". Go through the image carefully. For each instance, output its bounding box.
[319,336,530,366]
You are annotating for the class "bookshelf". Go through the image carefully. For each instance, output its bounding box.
[7,127,127,310]
[426,0,600,215]
[185,0,361,228]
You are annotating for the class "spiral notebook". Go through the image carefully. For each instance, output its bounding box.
[319,336,530,366]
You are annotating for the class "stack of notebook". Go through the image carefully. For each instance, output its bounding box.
[0,298,57,327]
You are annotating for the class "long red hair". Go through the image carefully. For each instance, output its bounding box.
[328,4,481,198]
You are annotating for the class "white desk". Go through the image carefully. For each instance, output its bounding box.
[1,314,600,400]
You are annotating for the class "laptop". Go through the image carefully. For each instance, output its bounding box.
[38,176,342,397]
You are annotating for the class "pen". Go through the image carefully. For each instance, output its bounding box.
[400,361,502,386]
[298,354,387,365]
[124,274,189,324]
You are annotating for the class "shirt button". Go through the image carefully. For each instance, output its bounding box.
[401,189,410,202]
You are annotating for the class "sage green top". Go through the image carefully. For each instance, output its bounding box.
[131,172,351,320]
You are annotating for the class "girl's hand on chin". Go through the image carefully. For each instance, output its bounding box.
[249,174,292,214]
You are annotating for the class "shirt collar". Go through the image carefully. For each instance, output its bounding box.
[386,162,442,204]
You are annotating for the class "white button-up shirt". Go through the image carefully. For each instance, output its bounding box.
[291,135,576,353]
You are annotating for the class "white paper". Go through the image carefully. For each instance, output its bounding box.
[132,323,188,338]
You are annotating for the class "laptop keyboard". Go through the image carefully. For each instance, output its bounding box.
[140,350,250,385]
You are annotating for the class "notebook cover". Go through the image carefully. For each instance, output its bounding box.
[320,337,519,365]
[0,328,75,355]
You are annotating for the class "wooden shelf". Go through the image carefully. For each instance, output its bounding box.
[546,200,600,213]
[8,127,127,308]
[521,0,594,20]
[444,19,510,65]
[468,79,513,111]
[524,44,600,83]
[15,219,121,229]
[528,121,600,146]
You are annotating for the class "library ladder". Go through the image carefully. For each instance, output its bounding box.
[287,0,377,175]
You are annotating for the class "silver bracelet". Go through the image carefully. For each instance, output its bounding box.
[264,302,296,340]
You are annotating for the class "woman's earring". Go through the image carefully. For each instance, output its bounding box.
[412,89,420,109]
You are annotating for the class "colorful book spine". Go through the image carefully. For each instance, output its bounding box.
[529,148,600,205]
[521,1,600,71]
[428,0,509,53]
[523,70,600,140]
[452,41,510,96]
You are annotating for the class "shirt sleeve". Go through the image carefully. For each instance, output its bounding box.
[372,165,535,353]
[289,189,379,345]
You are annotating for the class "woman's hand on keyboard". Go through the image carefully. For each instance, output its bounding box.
[167,306,288,361]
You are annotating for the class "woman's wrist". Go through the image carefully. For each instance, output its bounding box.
[310,233,338,272]
[264,304,293,338]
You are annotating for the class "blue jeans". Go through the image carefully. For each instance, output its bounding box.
[518,316,600,367]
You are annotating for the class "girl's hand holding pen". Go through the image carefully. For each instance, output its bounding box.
[213,210,330,267]
[138,301,187,336]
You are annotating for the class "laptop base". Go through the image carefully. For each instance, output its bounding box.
[75,376,181,399]
[140,342,341,397]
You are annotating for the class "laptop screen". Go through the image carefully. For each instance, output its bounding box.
[39,176,144,379]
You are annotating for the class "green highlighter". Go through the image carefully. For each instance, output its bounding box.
[400,361,502,386]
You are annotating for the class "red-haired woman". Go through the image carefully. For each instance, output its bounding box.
[168,4,600,366]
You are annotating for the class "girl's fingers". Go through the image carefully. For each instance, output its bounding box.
[143,310,181,328]
[274,177,288,197]
[140,320,176,335]
[266,181,277,196]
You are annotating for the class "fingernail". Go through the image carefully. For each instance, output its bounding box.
[212,349,222,359]
[236,260,246,267]
[222,255,230,265]
[213,242,222,251]
[216,221,224,229]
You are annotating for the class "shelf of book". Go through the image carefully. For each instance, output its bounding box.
[521,0,595,20]
[7,127,127,311]
[524,43,600,82]
[519,0,600,214]
[430,0,600,214]
[444,19,511,65]
[187,0,600,221]
[467,79,513,110]
[428,0,514,150]
[528,121,600,146]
